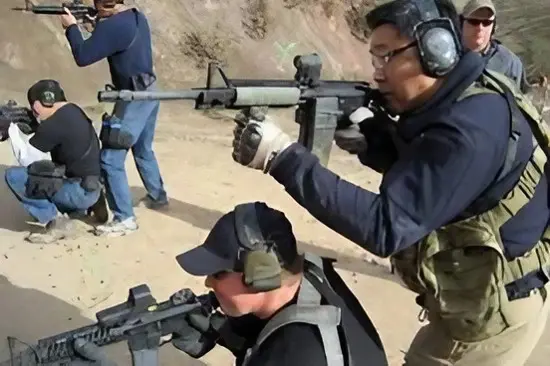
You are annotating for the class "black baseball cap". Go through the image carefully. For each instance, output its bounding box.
[176,202,299,276]
[27,79,66,106]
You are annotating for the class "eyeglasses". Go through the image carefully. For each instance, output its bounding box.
[465,18,494,27]
[370,42,417,69]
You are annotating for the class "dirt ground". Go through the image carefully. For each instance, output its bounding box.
[0,0,547,364]
[0,103,547,365]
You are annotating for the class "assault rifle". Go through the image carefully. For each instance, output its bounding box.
[1,284,218,366]
[12,0,98,22]
[97,53,387,166]
[0,100,38,141]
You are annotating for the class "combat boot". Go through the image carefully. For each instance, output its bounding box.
[88,190,109,224]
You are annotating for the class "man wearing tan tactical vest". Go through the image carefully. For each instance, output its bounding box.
[229,0,550,365]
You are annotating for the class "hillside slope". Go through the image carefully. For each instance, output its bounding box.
[1,0,377,106]
[1,0,109,103]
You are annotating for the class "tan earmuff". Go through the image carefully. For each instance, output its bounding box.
[234,203,282,293]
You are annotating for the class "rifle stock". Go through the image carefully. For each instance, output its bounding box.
[1,284,217,366]
[97,53,385,166]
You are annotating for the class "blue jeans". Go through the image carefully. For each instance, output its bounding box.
[100,89,166,221]
[4,166,100,224]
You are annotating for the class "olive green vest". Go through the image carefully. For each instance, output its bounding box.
[391,70,550,342]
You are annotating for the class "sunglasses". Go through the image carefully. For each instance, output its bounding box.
[465,18,494,27]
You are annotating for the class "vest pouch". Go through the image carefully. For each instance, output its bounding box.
[421,217,509,342]
[99,115,133,150]
[26,160,66,200]
[390,247,426,294]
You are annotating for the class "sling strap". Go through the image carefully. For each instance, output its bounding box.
[241,253,345,366]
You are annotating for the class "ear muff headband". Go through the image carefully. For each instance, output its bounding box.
[234,203,282,292]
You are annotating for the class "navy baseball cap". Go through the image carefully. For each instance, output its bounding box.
[176,202,299,276]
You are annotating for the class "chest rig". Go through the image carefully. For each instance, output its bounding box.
[391,69,550,342]
[241,253,346,366]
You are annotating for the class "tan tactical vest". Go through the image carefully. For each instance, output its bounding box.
[391,70,550,342]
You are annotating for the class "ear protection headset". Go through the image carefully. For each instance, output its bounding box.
[234,203,283,292]
[38,80,61,108]
[411,0,461,77]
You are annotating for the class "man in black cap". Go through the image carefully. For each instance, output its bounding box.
[168,201,388,366]
[4,79,108,244]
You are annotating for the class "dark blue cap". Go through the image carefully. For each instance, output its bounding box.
[176,202,298,276]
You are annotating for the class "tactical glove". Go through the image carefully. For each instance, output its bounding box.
[334,107,372,154]
[232,107,292,172]
[0,118,11,141]
[71,338,117,366]
[16,122,34,135]
[170,309,227,358]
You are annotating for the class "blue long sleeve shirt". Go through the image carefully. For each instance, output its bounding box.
[65,9,155,89]
[269,52,549,264]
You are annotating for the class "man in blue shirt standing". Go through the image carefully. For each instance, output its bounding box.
[230,0,550,364]
[60,0,168,237]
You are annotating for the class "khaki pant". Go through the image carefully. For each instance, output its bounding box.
[404,284,550,366]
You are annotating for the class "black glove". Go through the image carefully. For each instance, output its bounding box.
[71,338,116,366]
[356,114,399,172]
[16,122,34,135]
[0,118,10,141]
[170,308,227,358]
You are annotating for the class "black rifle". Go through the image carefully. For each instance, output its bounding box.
[0,100,38,141]
[12,0,98,22]
[97,53,386,167]
[1,284,218,366]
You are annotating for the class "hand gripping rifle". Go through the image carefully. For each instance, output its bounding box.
[0,100,38,141]
[97,53,386,166]
[1,284,218,366]
[12,0,98,22]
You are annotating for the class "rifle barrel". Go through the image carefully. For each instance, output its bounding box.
[98,90,205,102]
[98,87,302,107]
[29,5,95,16]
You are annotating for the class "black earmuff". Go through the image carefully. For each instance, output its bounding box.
[234,203,282,292]
[412,0,461,77]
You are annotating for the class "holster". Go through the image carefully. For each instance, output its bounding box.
[26,160,66,199]
[130,73,156,91]
[99,113,133,150]
[99,73,155,151]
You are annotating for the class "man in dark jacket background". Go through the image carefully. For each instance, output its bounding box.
[230,0,550,364]
[460,0,530,93]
